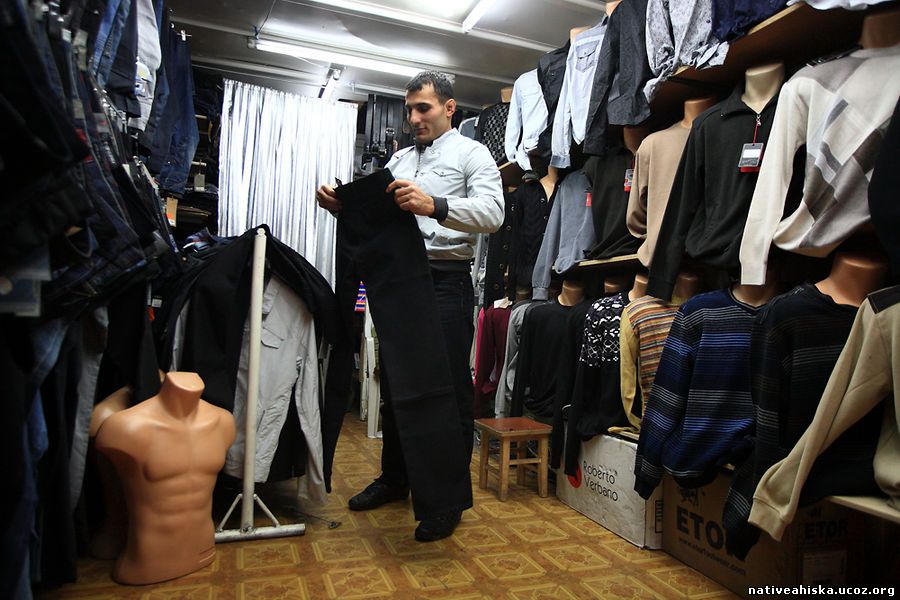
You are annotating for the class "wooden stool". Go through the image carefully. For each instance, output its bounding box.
[474,417,552,501]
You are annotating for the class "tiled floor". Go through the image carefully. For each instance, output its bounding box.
[43,415,738,599]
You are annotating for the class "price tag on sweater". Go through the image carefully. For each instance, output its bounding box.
[585,192,592,207]
[624,168,634,192]
[738,143,764,171]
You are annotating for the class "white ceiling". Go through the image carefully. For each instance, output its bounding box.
[169,0,606,108]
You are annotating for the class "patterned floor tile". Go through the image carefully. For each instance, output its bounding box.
[400,558,475,590]
[382,532,447,556]
[475,501,536,520]
[236,542,300,570]
[322,566,395,599]
[472,552,545,580]
[506,520,570,543]
[507,583,581,600]
[601,539,665,563]
[332,450,364,463]
[312,536,375,562]
[237,576,308,599]
[334,462,379,476]
[581,575,663,600]
[559,514,616,537]
[538,544,611,572]
[451,525,509,549]
[50,415,733,600]
[140,584,214,600]
[366,507,417,529]
[646,566,734,599]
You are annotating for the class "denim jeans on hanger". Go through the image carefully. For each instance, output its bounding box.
[155,32,199,197]
[92,0,133,87]
[333,169,473,521]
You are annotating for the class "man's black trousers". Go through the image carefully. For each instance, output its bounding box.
[334,170,473,520]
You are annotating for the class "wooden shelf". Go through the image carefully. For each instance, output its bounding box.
[576,254,642,274]
[827,495,900,525]
[648,3,866,121]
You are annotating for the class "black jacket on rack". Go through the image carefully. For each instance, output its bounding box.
[153,226,344,488]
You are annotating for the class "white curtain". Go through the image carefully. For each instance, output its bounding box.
[219,79,357,285]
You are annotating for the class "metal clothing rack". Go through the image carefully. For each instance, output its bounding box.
[215,228,306,542]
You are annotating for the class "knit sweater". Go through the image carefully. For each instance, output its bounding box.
[739,46,900,285]
[564,292,631,475]
[619,294,686,431]
[626,123,691,268]
[634,288,762,499]
[750,285,900,541]
[723,284,881,558]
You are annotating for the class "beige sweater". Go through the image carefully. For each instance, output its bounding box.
[749,285,900,540]
[626,122,691,267]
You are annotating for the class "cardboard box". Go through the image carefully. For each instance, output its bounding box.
[556,432,663,549]
[662,472,864,598]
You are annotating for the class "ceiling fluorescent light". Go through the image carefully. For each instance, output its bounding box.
[253,39,423,78]
[462,0,496,33]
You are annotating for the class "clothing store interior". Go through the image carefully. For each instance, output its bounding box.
[5,0,900,598]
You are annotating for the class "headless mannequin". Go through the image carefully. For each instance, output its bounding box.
[605,274,631,295]
[732,265,778,307]
[95,372,236,584]
[742,62,785,114]
[859,8,900,49]
[629,273,648,302]
[88,386,133,559]
[816,252,889,308]
[500,86,513,103]
[623,124,652,154]
[680,97,717,128]
[672,271,701,302]
[540,165,559,200]
[558,280,585,306]
[570,25,591,42]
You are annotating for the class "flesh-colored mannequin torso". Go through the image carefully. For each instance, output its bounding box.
[623,124,652,154]
[606,0,622,16]
[558,280,585,306]
[95,372,236,584]
[859,8,900,49]
[88,386,132,559]
[815,252,889,307]
[605,274,631,295]
[732,264,778,307]
[680,97,717,128]
[629,273,648,302]
[741,62,785,114]
[672,271,701,302]
[570,25,591,43]
[540,166,558,200]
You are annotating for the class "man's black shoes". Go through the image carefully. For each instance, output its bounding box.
[414,511,462,542]
[347,481,409,511]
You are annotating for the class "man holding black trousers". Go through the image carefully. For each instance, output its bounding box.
[316,72,504,541]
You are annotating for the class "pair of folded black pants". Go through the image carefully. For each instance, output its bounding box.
[334,169,473,520]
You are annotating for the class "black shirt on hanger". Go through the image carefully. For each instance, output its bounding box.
[647,85,779,301]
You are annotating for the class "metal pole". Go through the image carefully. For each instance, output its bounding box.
[215,228,305,542]
[241,228,267,531]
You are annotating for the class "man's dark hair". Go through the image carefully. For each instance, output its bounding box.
[405,71,454,103]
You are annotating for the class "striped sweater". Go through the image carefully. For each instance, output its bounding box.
[634,288,762,499]
[723,284,881,558]
[619,294,686,430]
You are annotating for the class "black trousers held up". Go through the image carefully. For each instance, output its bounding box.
[334,169,473,520]
[379,269,475,493]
